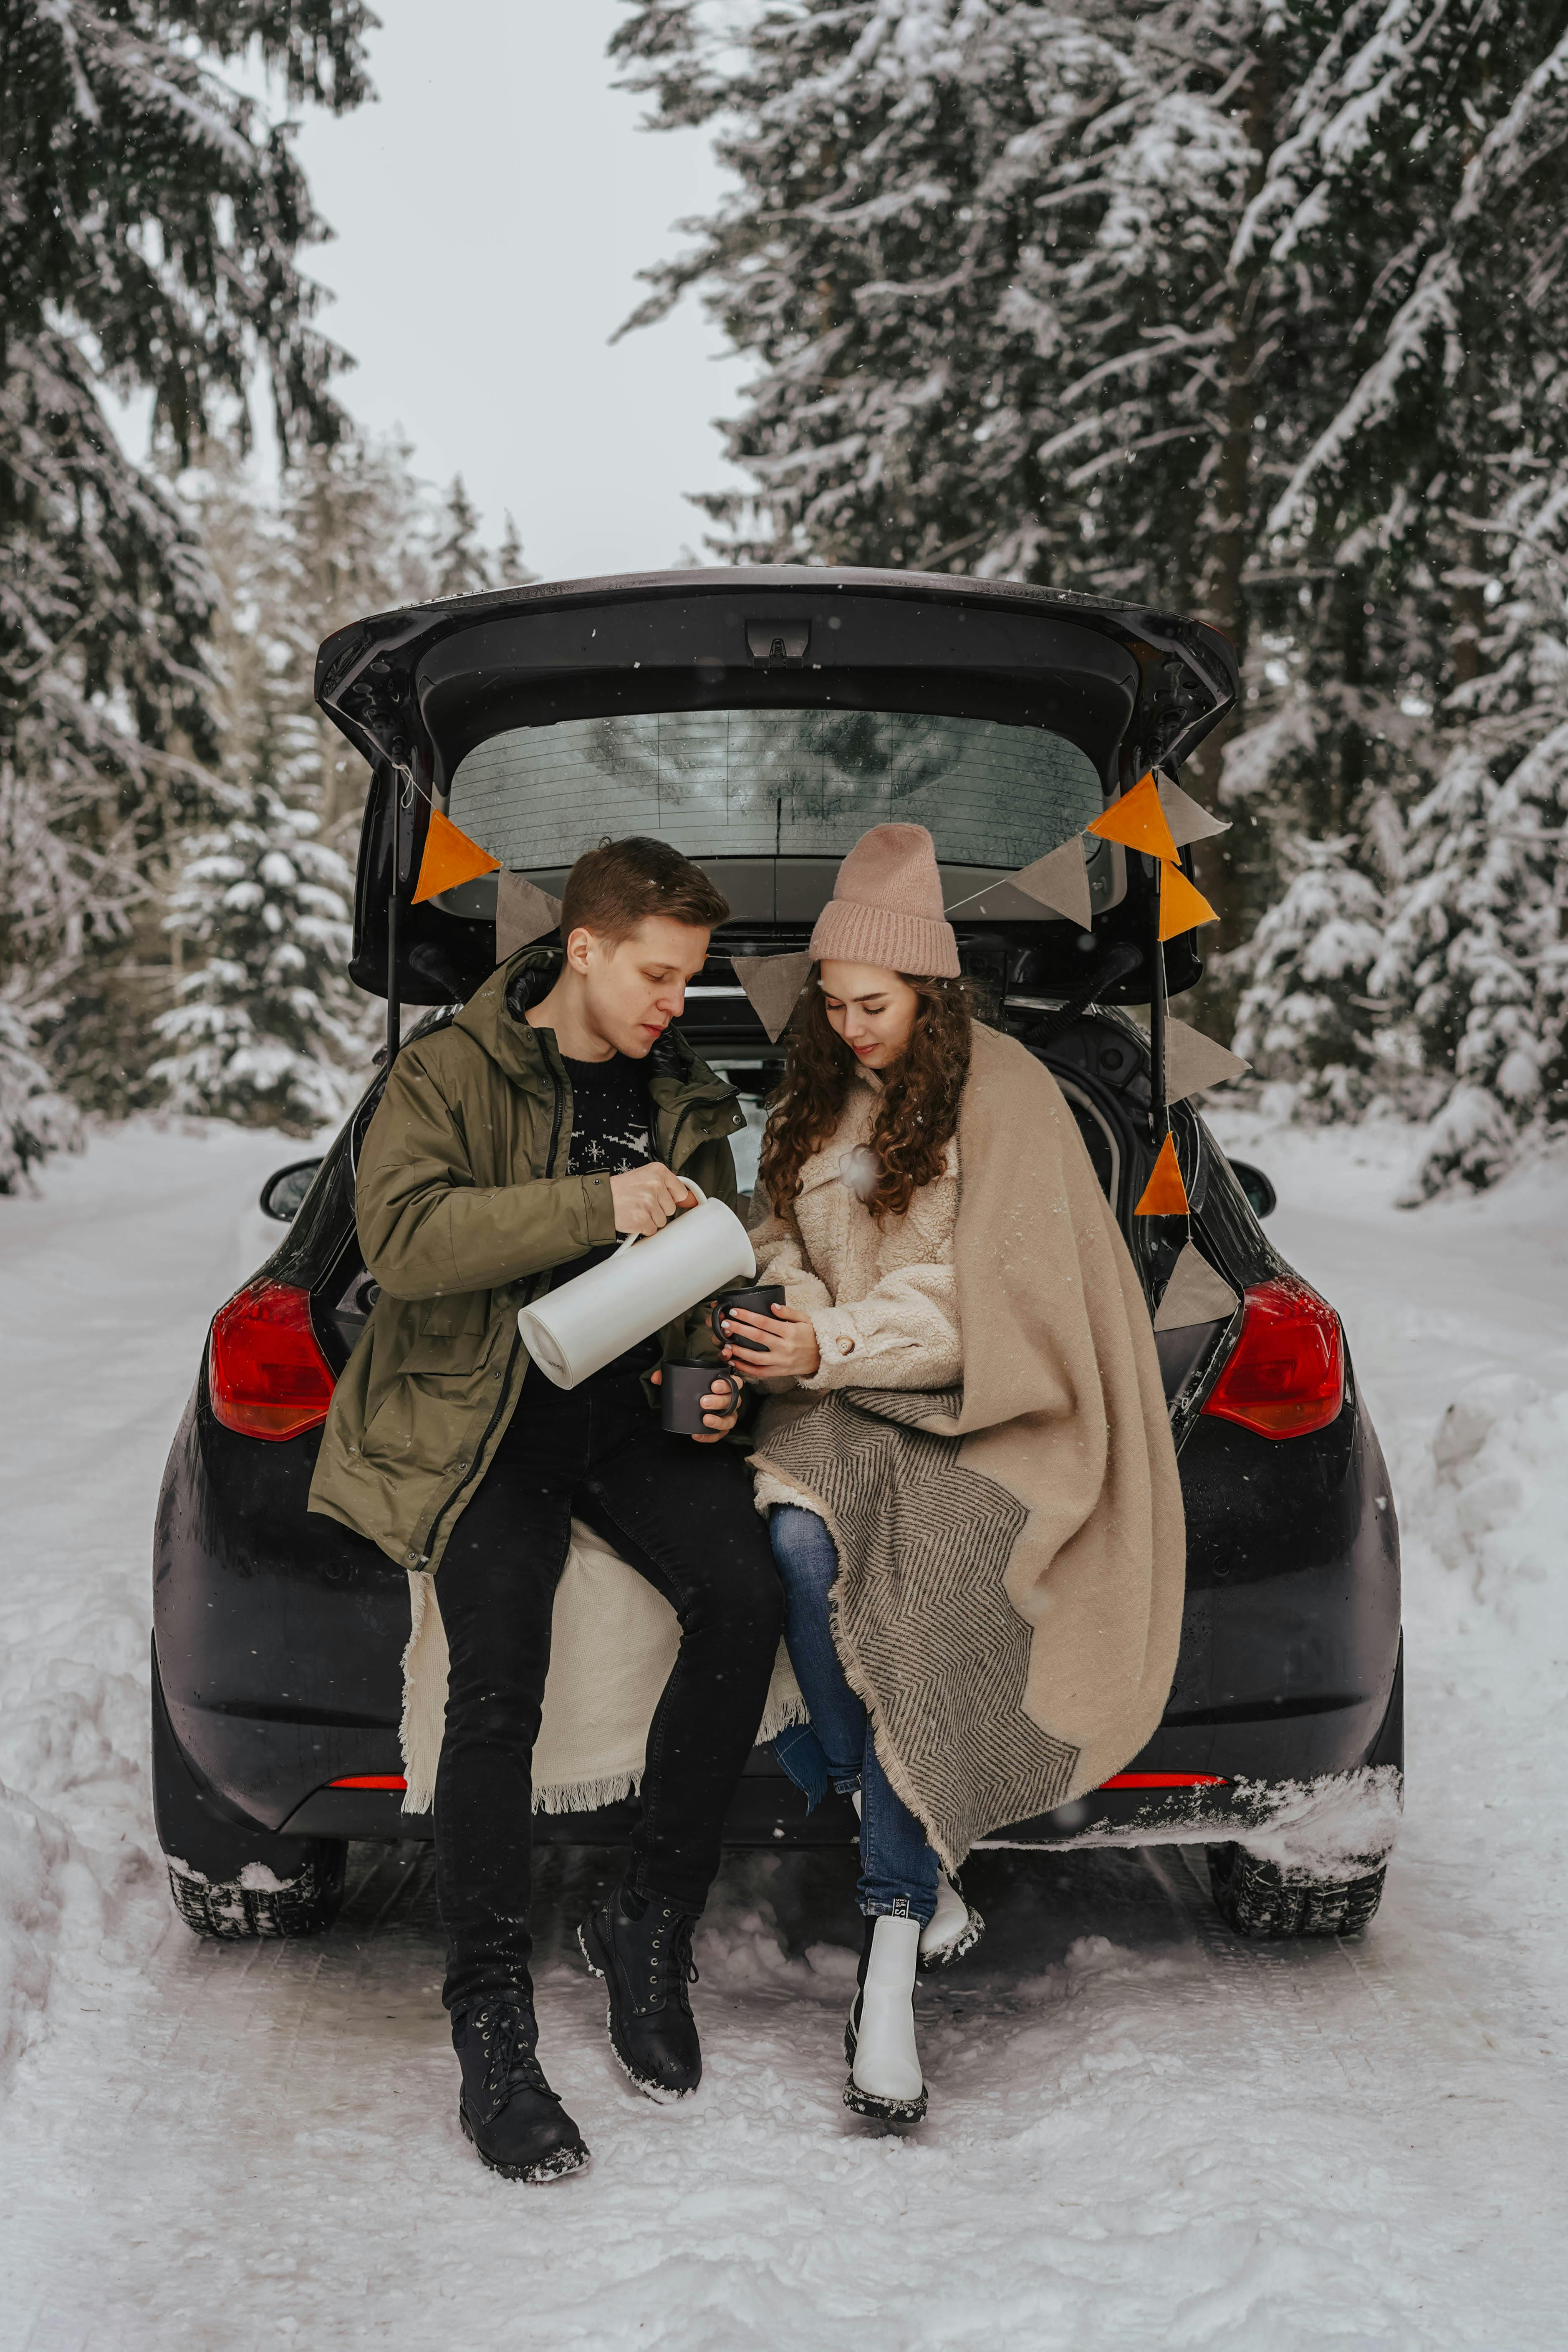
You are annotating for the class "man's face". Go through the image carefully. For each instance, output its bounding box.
[572,915,712,1058]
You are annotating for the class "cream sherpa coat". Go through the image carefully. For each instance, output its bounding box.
[748,1068,960,1515]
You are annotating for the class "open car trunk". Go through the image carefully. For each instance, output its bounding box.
[316,566,1237,1013]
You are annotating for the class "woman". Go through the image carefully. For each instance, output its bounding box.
[721,823,1185,2126]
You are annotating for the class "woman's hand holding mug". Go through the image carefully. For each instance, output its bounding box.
[721,1302,822,1383]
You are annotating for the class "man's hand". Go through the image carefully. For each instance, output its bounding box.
[720,1301,821,1383]
[651,1367,742,1443]
[611,1162,696,1237]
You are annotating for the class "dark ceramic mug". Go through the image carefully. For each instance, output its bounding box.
[708,1283,786,1355]
[659,1360,737,1436]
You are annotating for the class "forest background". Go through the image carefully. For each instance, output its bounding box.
[4,0,1568,1200]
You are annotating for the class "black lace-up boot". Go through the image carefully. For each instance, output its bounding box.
[578,1884,702,2102]
[452,1996,590,2182]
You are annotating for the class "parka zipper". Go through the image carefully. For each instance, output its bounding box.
[416,1063,566,1568]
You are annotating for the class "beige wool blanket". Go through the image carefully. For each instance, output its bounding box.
[399,1524,805,1816]
[747,1020,1186,1872]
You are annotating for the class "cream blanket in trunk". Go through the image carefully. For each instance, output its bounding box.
[399,1523,804,1816]
[747,1021,1186,1873]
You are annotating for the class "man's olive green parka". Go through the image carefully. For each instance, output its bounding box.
[307,945,747,1573]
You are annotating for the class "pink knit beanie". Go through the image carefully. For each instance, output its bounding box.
[809,823,960,978]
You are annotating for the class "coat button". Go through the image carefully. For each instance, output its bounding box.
[837,1334,855,1354]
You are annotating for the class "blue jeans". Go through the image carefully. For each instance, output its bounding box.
[768,1504,941,1926]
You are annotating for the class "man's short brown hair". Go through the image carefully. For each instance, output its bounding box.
[560,836,729,944]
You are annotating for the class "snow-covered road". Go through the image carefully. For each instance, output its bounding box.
[1,1116,1565,2351]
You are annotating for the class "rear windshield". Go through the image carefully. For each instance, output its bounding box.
[447,708,1101,872]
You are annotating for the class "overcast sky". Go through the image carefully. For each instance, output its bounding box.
[283,0,750,581]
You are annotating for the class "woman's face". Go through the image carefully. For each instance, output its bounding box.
[818,960,921,1070]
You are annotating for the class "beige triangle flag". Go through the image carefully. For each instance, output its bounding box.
[732,950,814,1043]
[1164,1015,1249,1104]
[1154,1241,1240,1332]
[1007,835,1093,929]
[1157,772,1230,847]
[495,872,563,961]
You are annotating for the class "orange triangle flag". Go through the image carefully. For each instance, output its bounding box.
[1158,862,1219,942]
[1134,1132,1189,1218]
[1088,772,1179,864]
[412,808,500,905]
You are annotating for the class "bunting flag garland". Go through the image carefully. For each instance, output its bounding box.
[1133,1132,1189,1217]
[1158,863,1219,943]
[732,950,814,1042]
[1007,835,1093,929]
[495,872,563,961]
[1087,770,1180,864]
[1153,1240,1240,1331]
[1156,772,1231,848]
[412,808,501,905]
[1163,1016,1248,1103]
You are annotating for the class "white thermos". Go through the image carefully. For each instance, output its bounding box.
[516,1180,755,1390]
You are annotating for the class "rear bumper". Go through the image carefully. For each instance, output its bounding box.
[155,1360,1403,1867]
[190,1640,1403,1875]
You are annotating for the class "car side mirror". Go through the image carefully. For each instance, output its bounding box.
[260,1159,323,1222]
[1229,1159,1277,1219]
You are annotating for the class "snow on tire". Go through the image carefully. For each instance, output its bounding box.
[1207,1842,1387,1939]
[166,1848,346,1940]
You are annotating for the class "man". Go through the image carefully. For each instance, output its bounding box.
[309,836,783,2183]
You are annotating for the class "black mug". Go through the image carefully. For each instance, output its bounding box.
[659,1360,735,1437]
[709,1284,785,1356]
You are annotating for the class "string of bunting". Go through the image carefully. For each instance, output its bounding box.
[1080,767,1242,1329]
[399,779,565,959]
[401,763,1246,1334]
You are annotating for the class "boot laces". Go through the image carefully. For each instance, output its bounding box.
[471,2002,559,2122]
[645,1900,699,2015]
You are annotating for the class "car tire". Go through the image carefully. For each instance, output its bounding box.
[151,1634,348,1941]
[1207,1842,1387,1938]
[165,1847,347,1941]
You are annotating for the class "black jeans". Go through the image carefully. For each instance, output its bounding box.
[434,1369,784,2017]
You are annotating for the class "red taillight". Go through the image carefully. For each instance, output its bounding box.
[208,1280,336,1441]
[1098,1773,1226,1789]
[1201,1277,1344,1440]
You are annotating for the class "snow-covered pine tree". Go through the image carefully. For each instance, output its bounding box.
[0,0,375,1160]
[1371,465,1568,1191]
[166,443,533,1117]
[0,986,81,1195]
[618,0,1568,1165]
[262,432,445,844]
[1230,837,1389,1117]
[433,477,495,601]
[495,512,535,590]
[1219,2,1568,1133]
[151,774,362,1135]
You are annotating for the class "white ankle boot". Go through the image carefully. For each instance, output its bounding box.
[918,1872,986,1973]
[844,1916,928,2122]
[847,1789,983,1974]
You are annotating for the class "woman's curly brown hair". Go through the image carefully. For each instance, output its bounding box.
[757,970,973,1223]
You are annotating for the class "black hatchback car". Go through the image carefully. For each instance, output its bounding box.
[152,568,1402,1946]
